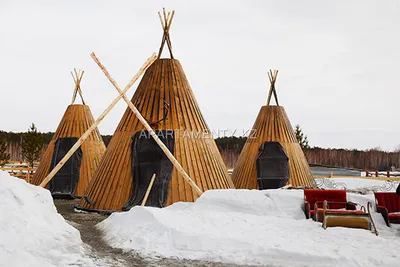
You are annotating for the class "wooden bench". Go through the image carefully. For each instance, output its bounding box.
[304,190,378,235]
[303,189,358,221]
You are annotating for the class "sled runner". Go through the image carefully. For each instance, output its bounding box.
[321,200,378,235]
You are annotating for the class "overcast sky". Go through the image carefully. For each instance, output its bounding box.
[0,0,399,151]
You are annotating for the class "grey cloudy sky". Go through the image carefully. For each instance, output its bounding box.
[0,0,399,151]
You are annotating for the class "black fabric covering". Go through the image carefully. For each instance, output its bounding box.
[396,183,400,196]
[49,137,82,198]
[256,141,289,189]
[123,130,174,210]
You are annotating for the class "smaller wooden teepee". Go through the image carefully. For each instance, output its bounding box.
[32,69,106,197]
[232,70,316,189]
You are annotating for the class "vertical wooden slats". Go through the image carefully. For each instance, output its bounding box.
[231,105,316,189]
[32,104,106,196]
[78,58,233,212]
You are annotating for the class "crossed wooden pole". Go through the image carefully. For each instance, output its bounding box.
[158,8,175,59]
[39,53,157,188]
[90,52,203,196]
[40,52,203,197]
[71,68,86,105]
[266,69,279,106]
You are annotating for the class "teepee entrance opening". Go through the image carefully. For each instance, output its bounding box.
[256,142,289,189]
[49,137,83,198]
[123,130,175,210]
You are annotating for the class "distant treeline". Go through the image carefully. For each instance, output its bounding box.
[0,131,112,161]
[215,137,400,171]
[1,131,398,170]
[304,147,400,171]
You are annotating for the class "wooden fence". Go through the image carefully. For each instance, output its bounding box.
[0,161,38,183]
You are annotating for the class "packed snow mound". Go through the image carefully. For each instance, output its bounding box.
[99,188,400,267]
[0,171,94,267]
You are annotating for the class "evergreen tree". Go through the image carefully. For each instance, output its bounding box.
[294,124,310,150]
[0,137,10,166]
[21,123,44,167]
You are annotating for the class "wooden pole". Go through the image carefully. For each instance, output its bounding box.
[266,71,273,105]
[71,69,86,105]
[26,170,30,183]
[157,9,175,59]
[74,69,86,105]
[141,173,156,206]
[71,70,78,104]
[39,53,157,188]
[91,53,203,196]
[272,70,279,106]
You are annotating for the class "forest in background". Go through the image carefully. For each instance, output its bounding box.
[1,130,399,171]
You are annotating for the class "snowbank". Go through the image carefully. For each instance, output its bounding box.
[0,171,95,267]
[99,188,400,267]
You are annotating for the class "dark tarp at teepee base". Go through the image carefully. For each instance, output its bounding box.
[49,137,82,198]
[256,141,289,189]
[123,130,174,210]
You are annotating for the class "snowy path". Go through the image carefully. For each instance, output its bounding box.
[54,200,258,267]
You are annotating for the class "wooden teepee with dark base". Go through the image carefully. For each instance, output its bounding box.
[32,69,106,198]
[232,70,316,189]
[76,9,234,213]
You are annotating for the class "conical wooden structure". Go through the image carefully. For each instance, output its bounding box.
[232,70,316,189]
[77,9,234,213]
[32,69,106,197]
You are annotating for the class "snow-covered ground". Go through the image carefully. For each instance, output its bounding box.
[0,171,95,267]
[99,187,400,267]
[2,170,399,267]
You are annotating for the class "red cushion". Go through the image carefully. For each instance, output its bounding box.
[304,189,347,209]
[388,213,400,224]
[374,192,400,213]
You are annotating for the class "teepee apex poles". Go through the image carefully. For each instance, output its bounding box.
[158,8,175,59]
[39,53,157,188]
[71,68,86,105]
[90,53,203,196]
[266,69,279,106]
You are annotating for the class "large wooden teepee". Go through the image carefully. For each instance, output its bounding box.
[77,9,234,213]
[32,69,106,197]
[232,70,316,189]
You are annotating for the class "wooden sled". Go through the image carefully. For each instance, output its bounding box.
[321,200,378,235]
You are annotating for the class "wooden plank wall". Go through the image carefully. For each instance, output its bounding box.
[78,59,234,212]
[232,106,316,189]
[31,105,106,196]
